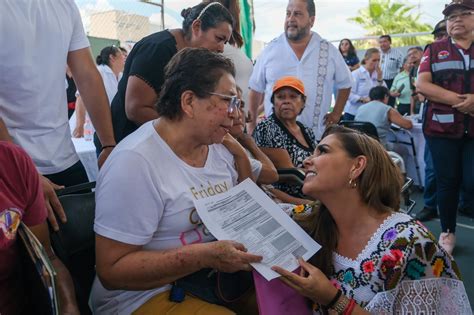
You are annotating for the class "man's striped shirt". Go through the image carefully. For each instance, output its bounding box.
[380,48,404,80]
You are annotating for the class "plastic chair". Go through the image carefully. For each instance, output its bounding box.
[339,120,380,141]
[50,182,96,315]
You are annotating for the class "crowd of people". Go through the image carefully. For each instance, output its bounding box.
[1,0,473,314]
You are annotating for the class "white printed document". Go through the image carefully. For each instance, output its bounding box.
[193,178,321,281]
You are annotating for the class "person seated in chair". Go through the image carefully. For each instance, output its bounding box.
[0,141,79,315]
[228,86,278,185]
[355,86,413,165]
[272,125,471,313]
[90,48,262,315]
[252,76,316,205]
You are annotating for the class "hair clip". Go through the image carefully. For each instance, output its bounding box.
[196,2,223,21]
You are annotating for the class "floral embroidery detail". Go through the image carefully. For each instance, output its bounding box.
[383,227,397,242]
[432,257,445,277]
[406,259,426,280]
[327,214,462,309]
[362,260,375,274]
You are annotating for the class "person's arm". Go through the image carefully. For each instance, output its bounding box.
[30,223,79,315]
[388,108,413,129]
[267,188,313,205]
[222,133,253,183]
[72,96,85,138]
[247,89,264,134]
[0,117,12,141]
[124,76,159,125]
[96,235,262,290]
[409,95,416,115]
[67,47,116,167]
[416,72,461,106]
[259,147,294,169]
[236,133,278,184]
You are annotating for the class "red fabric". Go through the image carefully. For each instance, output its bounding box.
[0,141,47,315]
[67,101,76,110]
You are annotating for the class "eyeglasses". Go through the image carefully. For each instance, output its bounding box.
[208,92,241,114]
[446,11,474,22]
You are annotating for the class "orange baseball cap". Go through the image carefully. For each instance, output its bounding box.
[272,76,306,96]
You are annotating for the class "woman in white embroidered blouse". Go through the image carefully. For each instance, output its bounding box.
[272,125,471,314]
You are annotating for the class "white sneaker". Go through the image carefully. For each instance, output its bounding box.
[439,231,456,255]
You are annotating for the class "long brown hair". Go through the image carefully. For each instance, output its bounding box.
[360,47,379,65]
[294,125,402,277]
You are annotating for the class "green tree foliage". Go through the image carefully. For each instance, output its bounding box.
[348,0,433,47]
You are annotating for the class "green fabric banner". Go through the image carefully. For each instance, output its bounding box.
[239,0,253,59]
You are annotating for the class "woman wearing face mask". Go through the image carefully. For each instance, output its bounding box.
[101,2,234,152]
[272,125,470,314]
[343,48,386,120]
[253,76,316,205]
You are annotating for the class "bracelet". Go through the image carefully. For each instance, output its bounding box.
[324,289,342,309]
[343,298,356,315]
[101,145,116,150]
[332,295,350,314]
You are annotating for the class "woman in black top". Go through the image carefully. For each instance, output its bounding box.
[101,2,234,150]
[253,76,316,204]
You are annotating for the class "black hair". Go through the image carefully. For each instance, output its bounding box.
[96,45,120,66]
[301,0,316,17]
[369,86,389,101]
[338,38,357,57]
[379,34,392,43]
[119,47,128,54]
[181,2,234,40]
[157,47,235,120]
[407,46,423,53]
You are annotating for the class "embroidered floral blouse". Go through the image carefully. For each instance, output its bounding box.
[315,212,471,314]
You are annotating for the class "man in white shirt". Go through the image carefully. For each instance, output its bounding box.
[379,34,404,107]
[0,0,116,230]
[247,0,352,140]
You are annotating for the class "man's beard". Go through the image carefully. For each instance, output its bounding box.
[285,25,310,41]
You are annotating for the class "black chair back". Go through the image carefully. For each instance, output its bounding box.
[339,120,380,141]
[50,182,96,315]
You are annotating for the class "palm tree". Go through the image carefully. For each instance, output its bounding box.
[348,0,433,47]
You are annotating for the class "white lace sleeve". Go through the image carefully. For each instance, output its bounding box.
[365,278,472,314]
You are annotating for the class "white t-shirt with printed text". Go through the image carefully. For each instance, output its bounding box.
[90,121,239,314]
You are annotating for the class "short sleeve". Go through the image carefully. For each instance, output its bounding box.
[366,220,471,313]
[68,0,90,52]
[248,51,267,93]
[128,40,176,94]
[16,146,47,227]
[253,120,278,148]
[250,157,262,180]
[94,150,164,245]
[418,47,432,74]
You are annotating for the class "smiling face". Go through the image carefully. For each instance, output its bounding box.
[302,134,363,199]
[446,8,474,38]
[192,21,232,53]
[284,0,315,42]
[194,72,238,144]
[273,87,305,122]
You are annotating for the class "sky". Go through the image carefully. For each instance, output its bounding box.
[75,0,447,43]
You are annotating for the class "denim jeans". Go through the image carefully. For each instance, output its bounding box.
[426,136,474,233]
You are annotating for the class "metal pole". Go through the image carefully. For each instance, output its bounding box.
[139,0,165,30]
